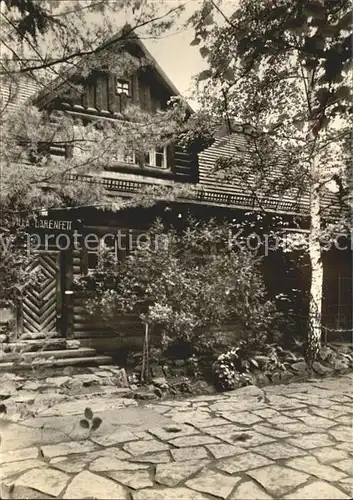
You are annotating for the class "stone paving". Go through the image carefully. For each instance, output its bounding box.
[0,374,352,499]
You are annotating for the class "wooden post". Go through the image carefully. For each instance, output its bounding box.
[15,298,23,340]
[64,249,74,339]
[108,74,118,113]
[141,322,150,383]
[132,74,139,105]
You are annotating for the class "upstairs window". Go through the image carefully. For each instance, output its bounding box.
[144,146,167,169]
[116,79,130,96]
[111,146,169,169]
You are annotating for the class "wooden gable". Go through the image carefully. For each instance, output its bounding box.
[54,67,172,118]
[36,34,185,119]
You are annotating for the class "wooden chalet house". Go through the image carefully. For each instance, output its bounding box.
[1,29,351,363]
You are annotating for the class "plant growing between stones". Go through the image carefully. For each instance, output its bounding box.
[213,339,353,391]
[79,407,102,433]
[212,341,299,391]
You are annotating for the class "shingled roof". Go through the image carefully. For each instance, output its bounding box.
[196,131,342,217]
[0,74,41,115]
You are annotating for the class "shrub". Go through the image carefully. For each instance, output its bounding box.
[212,342,291,391]
[79,218,282,354]
[0,232,36,307]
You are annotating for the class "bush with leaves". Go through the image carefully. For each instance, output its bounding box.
[212,342,295,391]
[190,0,352,359]
[0,227,42,313]
[78,218,282,355]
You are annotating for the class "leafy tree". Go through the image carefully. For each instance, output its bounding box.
[0,1,189,309]
[0,0,188,212]
[1,0,185,74]
[0,231,36,309]
[189,0,352,360]
[77,219,281,379]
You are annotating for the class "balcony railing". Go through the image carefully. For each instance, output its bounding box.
[66,173,312,215]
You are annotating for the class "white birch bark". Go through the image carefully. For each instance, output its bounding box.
[306,65,323,361]
[308,152,323,359]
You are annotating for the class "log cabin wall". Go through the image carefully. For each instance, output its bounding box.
[56,71,159,115]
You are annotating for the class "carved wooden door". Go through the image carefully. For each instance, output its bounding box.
[19,251,62,335]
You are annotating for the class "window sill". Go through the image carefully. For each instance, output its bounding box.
[105,162,174,179]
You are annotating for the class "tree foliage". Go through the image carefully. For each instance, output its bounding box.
[191,0,352,187]
[0,0,188,214]
[0,0,189,313]
[1,0,185,74]
[188,0,352,355]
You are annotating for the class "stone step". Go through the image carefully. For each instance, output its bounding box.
[4,339,67,353]
[1,347,98,362]
[18,332,62,341]
[0,355,112,372]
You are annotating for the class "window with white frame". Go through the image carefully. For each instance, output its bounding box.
[144,146,167,169]
[116,79,130,96]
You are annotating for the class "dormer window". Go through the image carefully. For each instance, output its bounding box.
[116,79,130,96]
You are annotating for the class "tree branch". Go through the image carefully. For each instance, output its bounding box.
[1,3,185,75]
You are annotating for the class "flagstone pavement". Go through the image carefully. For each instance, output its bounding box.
[1,374,352,499]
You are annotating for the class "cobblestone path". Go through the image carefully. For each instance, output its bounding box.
[1,375,352,499]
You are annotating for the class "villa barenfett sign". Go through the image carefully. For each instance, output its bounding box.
[13,216,76,233]
[33,218,73,231]
[10,215,84,253]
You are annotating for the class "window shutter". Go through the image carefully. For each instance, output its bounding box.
[86,77,96,108]
[135,150,145,167]
[95,76,103,110]
[139,82,146,110]
[108,75,118,113]
[150,93,157,113]
[120,93,130,113]
[131,74,139,104]
[144,85,151,112]
[100,73,109,111]
[138,82,151,112]
[166,142,175,171]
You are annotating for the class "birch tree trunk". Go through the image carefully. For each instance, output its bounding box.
[308,152,323,361]
[306,64,323,362]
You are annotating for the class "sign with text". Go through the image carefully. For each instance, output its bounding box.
[12,216,76,233]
